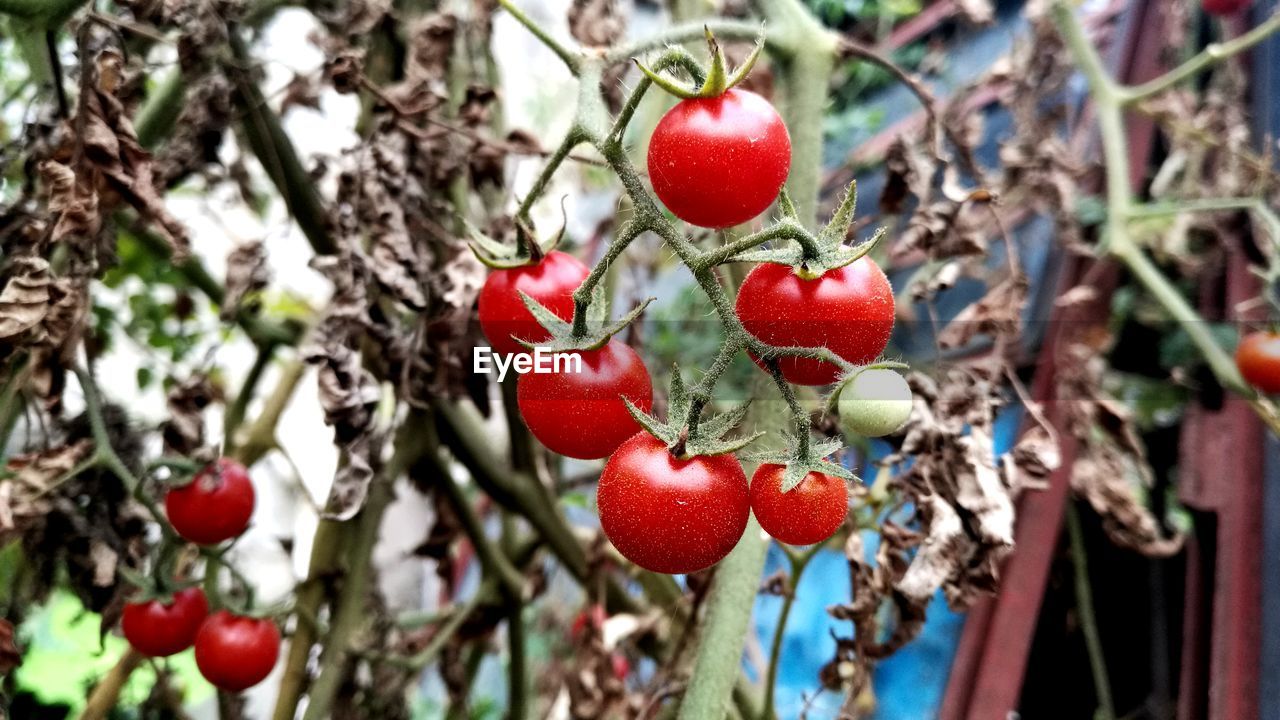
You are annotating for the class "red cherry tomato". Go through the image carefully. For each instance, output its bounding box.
[570,603,607,642]
[647,88,791,229]
[610,653,630,680]
[478,251,590,357]
[735,259,894,386]
[165,458,255,545]
[194,611,281,692]
[1236,330,1280,393]
[750,464,848,546]
[121,588,209,657]
[517,340,653,459]
[597,433,749,574]
[1202,0,1250,15]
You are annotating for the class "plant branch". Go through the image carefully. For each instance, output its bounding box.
[300,410,435,720]
[1121,10,1280,104]
[1066,504,1115,720]
[762,544,822,719]
[495,0,581,72]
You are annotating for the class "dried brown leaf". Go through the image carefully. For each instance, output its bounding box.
[0,256,52,338]
[222,240,270,321]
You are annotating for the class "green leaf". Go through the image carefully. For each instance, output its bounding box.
[560,491,589,509]
[780,463,809,493]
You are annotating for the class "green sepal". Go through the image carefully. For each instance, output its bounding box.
[745,435,857,492]
[623,367,760,458]
[635,25,767,100]
[465,211,565,269]
[725,180,889,277]
[516,291,655,353]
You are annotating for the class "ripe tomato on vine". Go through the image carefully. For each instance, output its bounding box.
[165,458,255,546]
[750,464,849,546]
[121,588,209,658]
[517,339,654,459]
[736,258,895,386]
[194,611,281,692]
[478,250,590,356]
[648,88,792,229]
[1236,330,1280,394]
[597,432,750,574]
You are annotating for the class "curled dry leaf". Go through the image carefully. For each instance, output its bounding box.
[1058,344,1185,557]
[222,240,271,321]
[162,374,218,456]
[305,250,385,520]
[80,50,190,259]
[568,0,626,47]
[936,273,1029,350]
[0,256,52,339]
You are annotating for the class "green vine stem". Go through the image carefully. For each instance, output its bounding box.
[1051,1,1280,436]
[763,544,823,719]
[300,411,435,720]
[1066,504,1115,720]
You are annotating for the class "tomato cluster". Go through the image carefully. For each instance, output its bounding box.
[474,82,912,571]
[121,459,278,691]
[121,589,279,691]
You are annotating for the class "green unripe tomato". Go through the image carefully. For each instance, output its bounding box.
[837,368,912,438]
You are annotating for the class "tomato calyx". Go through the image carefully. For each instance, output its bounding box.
[745,435,856,493]
[726,180,886,277]
[634,26,764,99]
[467,210,564,269]
[623,366,762,459]
[518,285,654,352]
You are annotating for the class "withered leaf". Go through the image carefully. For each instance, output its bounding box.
[897,495,967,604]
[162,374,218,455]
[568,0,625,47]
[222,240,271,321]
[936,273,1029,350]
[0,256,52,338]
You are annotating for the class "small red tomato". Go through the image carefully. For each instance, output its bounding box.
[750,464,848,546]
[121,588,209,657]
[478,251,590,357]
[517,340,653,459]
[735,259,895,386]
[165,458,255,545]
[194,611,281,692]
[570,603,607,642]
[1237,330,1280,393]
[1202,0,1250,15]
[597,433,749,574]
[610,653,630,680]
[647,88,791,229]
